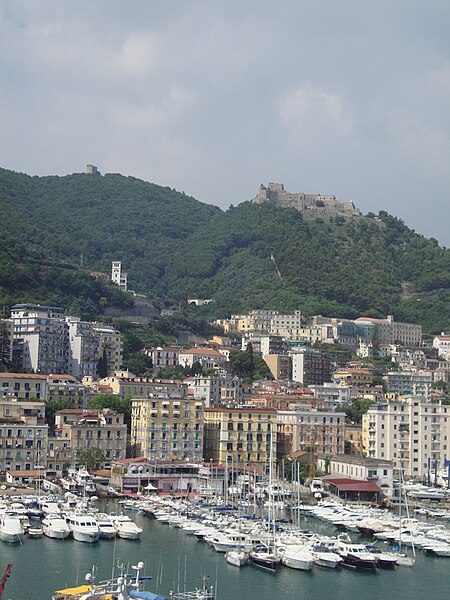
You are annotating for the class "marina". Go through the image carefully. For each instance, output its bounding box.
[1,493,450,599]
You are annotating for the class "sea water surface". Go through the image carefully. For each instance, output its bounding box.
[2,504,450,600]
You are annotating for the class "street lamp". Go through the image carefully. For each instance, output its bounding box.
[137,465,144,496]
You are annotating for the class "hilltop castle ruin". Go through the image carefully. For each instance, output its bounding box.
[252,182,361,219]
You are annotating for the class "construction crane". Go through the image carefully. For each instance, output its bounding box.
[0,564,12,597]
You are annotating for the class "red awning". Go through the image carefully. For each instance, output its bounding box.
[325,478,381,492]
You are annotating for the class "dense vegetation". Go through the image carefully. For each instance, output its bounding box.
[0,168,448,333]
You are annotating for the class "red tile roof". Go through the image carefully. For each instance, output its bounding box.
[325,477,381,492]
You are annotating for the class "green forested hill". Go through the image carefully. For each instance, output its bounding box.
[0,168,448,333]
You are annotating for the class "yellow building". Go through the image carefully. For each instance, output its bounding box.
[203,407,277,471]
[131,382,204,461]
[0,396,48,472]
[344,424,363,456]
[334,368,374,387]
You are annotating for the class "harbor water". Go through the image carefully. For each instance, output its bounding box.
[2,502,450,600]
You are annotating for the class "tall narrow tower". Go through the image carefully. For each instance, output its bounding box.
[111,261,128,292]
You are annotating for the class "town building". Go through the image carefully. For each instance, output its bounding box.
[131,383,203,461]
[93,323,123,375]
[178,347,228,371]
[355,315,422,347]
[362,395,450,478]
[145,347,180,370]
[203,407,277,471]
[308,383,354,408]
[263,354,292,381]
[277,409,346,459]
[1,373,47,401]
[190,375,244,407]
[50,408,127,472]
[333,368,374,388]
[317,454,394,498]
[10,304,68,374]
[45,374,87,408]
[385,370,432,399]
[433,334,450,361]
[66,316,100,378]
[344,424,364,456]
[290,348,332,386]
[0,396,48,472]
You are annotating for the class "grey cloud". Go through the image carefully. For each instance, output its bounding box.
[0,0,449,244]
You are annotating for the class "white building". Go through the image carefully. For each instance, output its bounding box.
[93,323,123,376]
[10,304,68,374]
[355,315,422,347]
[178,347,228,371]
[317,454,394,497]
[308,383,355,408]
[190,375,244,407]
[146,347,180,370]
[385,370,432,399]
[363,396,450,478]
[111,261,128,292]
[433,335,450,361]
[66,317,100,378]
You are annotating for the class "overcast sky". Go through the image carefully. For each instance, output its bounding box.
[1,1,449,245]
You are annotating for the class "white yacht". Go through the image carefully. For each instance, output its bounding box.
[311,544,343,569]
[277,544,315,571]
[42,515,71,540]
[0,514,25,543]
[110,515,143,540]
[66,514,100,543]
[96,514,116,539]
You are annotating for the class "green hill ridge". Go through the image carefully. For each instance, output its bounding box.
[0,168,448,333]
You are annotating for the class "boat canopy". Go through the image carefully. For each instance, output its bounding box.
[52,584,92,598]
[129,592,166,600]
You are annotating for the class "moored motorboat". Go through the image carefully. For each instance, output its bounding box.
[66,514,100,543]
[42,515,71,540]
[0,514,25,543]
[226,549,249,567]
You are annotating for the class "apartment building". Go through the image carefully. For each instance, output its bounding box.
[45,374,87,408]
[0,318,14,368]
[191,375,244,407]
[363,396,450,478]
[264,354,292,381]
[203,407,277,470]
[433,335,450,360]
[290,348,332,386]
[334,368,374,387]
[131,384,204,461]
[66,316,100,378]
[1,373,47,401]
[308,383,354,408]
[385,370,432,399]
[355,315,422,347]
[277,409,346,458]
[0,396,48,472]
[52,408,127,470]
[11,304,69,374]
[259,335,290,356]
[178,347,228,371]
[93,323,123,375]
[145,347,180,370]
